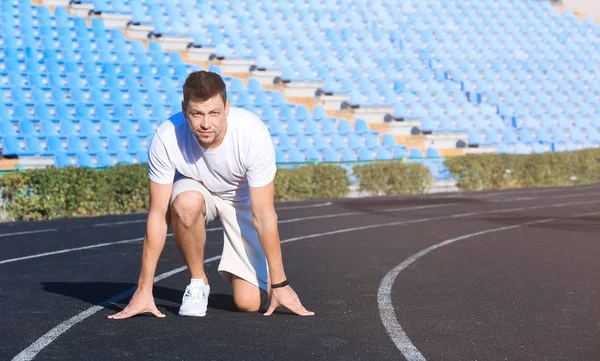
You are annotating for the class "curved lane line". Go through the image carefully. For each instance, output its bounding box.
[377,210,600,360]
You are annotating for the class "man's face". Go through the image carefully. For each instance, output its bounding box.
[183,95,230,149]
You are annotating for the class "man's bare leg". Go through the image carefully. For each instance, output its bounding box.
[171,190,208,283]
[221,272,269,312]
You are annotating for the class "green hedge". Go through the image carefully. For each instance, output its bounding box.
[353,161,432,195]
[0,164,149,221]
[444,149,600,191]
[274,163,351,201]
[0,160,436,221]
[5,149,600,221]
[0,163,354,221]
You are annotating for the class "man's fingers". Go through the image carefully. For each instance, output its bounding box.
[289,302,315,316]
[108,305,165,319]
[263,301,278,316]
[108,310,134,320]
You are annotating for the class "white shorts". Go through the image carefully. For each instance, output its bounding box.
[170,176,269,292]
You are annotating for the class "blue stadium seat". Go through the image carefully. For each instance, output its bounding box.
[54,152,72,168]
[330,133,346,150]
[76,153,95,168]
[323,147,340,162]
[312,134,329,150]
[375,146,392,160]
[409,148,424,159]
[117,151,133,164]
[357,147,374,161]
[277,134,294,151]
[107,135,125,154]
[295,134,311,151]
[268,120,284,136]
[60,120,77,136]
[347,134,363,150]
[305,147,323,162]
[119,119,137,136]
[275,147,286,163]
[97,152,115,168]
[127,135,145,154]
[286,120,303,135]
[341,148,357,162]
[67,135,86,155]
[24,136,43,155]
[18,119,37,136]
[426,148,440,158]
[321,118,337,134]
[138,119,156,137]
[337,119,353,135]
[289,148,305,162]
[365,133,380,149]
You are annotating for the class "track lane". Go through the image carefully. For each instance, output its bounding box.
[8,196,600,360]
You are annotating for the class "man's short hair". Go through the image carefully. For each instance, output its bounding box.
[182,70,227,106]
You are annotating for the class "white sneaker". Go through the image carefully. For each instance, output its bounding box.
[178,281,210,317]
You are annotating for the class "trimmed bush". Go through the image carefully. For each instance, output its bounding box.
[0,166,110,221]
[274,163,351,201]
[444,149,600,191]
[353,161,431,195]
[0,162,351,221]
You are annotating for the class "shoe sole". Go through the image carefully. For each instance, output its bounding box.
[178,311,207,317]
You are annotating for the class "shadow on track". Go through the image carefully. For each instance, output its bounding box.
[40,282,241,315]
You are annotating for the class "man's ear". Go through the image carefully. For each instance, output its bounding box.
[181,101,187,118]
[224,99,230,117]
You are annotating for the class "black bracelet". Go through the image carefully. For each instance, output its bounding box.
[271,280,289,289]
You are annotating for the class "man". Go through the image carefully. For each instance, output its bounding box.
[108,70,313,319]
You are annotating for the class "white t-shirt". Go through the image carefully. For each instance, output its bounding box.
[147,107,277,204]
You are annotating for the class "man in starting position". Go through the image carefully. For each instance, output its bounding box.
[108,70,313,318]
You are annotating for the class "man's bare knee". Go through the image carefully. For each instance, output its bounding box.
[229,274,268,313]
[234,292,262,313]
[172,191,206,228]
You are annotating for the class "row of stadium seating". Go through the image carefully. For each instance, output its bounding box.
[1,2,422,173]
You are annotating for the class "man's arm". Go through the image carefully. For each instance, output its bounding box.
[249,181,314,316]
[108,180,173,319]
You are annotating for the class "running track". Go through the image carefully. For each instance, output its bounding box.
[1,185,599,361]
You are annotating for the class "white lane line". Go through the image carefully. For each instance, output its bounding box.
[490,196,539,202]
[12,199,600,361]
[0,204,455,266]
[475,186,600,199]
[0,227,221,266]
[10,257,218,361]
[377,210,600,361]
[276,202,333,210]
[491,191,600,203]
[278,203,458,224]
[0,229,58,238]
[92,220,145,227]
[0,238,144,266]
[90,203,336,227]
